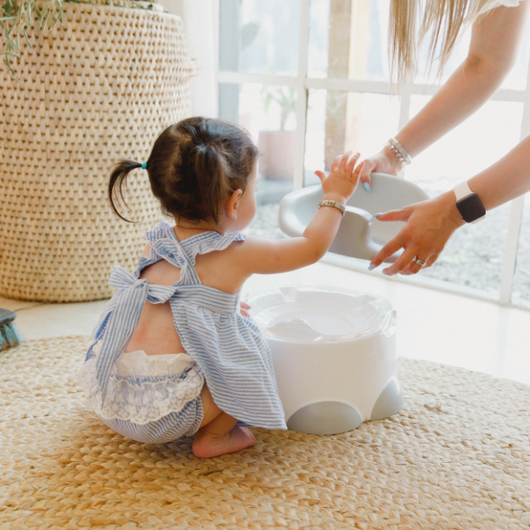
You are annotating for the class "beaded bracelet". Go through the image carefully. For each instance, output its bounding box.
[385,137,411,168]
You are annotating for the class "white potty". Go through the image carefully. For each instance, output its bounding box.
[248,285,403,435]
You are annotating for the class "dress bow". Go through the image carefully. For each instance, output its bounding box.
[95,265,179,401]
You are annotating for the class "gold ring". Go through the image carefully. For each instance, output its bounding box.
[414,257,426,267]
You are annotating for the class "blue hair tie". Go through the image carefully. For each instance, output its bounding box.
[141,161,148,170]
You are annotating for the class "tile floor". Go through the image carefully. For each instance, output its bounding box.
[2,261,529,387]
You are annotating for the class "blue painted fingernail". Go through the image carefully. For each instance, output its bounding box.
[363,183,371,192]
[374,212,382,218]
[368,264,376,271]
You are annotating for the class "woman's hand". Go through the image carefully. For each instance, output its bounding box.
[358,147,402,191]
[368,191,465,275]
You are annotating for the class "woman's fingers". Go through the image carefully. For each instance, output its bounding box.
[381,246,422,276]
[425,253,439,268]
[368,236,404,269]
[373,207,411,223]
[400,256,428,275]
[359,158,376,189]
[368,194,461,276]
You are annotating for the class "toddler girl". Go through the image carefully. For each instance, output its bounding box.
[76,117,362,458]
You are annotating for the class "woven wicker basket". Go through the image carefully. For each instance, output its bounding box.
[0,2,198,302]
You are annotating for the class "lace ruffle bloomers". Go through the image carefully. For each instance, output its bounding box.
[76,343,205,425]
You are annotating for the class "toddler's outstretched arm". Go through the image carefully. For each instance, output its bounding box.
[239,152,362,275]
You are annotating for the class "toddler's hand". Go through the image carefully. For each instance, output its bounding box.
[239,301,251,318]
[314,152,363,204]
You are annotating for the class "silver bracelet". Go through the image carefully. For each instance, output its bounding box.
[318,200,346,216]
[385,137,411,168]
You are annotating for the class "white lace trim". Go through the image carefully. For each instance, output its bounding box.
[75,354,205,425]
[92,342,196,378]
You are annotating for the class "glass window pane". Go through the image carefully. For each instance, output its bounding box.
[404,97,523,294]
[219,0,300,76]
[406,97,522,191]
[307,0,390,82]
[219,82,296,240]
[512,192,530,309]
[305,89,400,185]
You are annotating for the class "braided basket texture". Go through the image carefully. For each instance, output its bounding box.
[0,2,198,302]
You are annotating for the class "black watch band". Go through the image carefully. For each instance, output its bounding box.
[454,182,486,224]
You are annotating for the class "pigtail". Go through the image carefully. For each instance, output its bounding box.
[192,144,229,224]
[108,160,143,223]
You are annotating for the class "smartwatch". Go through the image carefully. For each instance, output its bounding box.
[453,181,486,224]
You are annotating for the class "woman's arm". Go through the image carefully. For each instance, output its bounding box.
[237,153,363,275]
[359,1,530,183]
[370,134,530,275]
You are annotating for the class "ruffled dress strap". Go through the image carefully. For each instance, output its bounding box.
[139,221,246,285]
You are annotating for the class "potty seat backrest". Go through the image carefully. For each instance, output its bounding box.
[278,173,430,263]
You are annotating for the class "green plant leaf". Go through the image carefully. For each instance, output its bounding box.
[240,21,259,50]
[263,92,273,112]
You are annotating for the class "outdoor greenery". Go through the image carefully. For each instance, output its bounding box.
[261,84,297,131]
[0,0,159,81]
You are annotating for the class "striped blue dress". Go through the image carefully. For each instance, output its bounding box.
[76,221,287,443]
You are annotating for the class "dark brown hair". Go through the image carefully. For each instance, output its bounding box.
[108,117,260,223]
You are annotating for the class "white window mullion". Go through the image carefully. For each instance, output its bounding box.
[294,0,310,191]
[217,71,299,87]
[499,196,524,304]
[498,66,530,304]
[396,77,413,179]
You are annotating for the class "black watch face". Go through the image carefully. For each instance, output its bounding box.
[457,194,486,223]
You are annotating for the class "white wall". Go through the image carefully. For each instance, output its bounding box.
[158,0,219,118]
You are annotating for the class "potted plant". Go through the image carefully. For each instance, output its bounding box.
[0,0,199,302]
[257,84,297,180]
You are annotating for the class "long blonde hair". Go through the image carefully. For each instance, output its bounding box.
[389,0,500,84]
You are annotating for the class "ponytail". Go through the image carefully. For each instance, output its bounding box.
[192,144,229,224]
[108,160,143,223]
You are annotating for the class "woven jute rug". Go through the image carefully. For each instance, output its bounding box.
[1,336,529,530]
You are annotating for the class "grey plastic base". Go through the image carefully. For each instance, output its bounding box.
[370,377,404,421]
[285,379,405,435]
[287,401,363,435]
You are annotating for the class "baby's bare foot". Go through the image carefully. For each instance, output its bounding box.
[192,426,256,458]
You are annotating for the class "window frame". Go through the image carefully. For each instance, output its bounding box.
[216,0,530,310]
